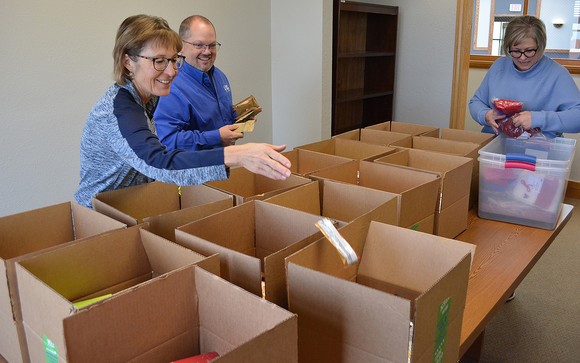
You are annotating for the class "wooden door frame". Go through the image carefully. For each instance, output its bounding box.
[450,0,474,130]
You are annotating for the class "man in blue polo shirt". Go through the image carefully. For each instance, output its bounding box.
[154,15,244,151]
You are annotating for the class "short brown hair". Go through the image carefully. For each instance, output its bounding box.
[178,15,216,39]
[112,14,182,85]
[502,15,546,58]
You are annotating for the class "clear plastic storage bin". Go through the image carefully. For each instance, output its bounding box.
[478,135,576,229]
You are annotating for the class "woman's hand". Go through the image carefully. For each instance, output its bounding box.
[224,143,291,180]
[485,109,506,134]
[510,111,532,130]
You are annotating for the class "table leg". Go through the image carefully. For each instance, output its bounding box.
[461,331,485,362]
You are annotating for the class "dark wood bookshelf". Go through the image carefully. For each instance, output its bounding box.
[332,0,398,135]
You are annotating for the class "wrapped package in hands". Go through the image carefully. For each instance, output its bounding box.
[233,95,262,132]
[493,98,542,139]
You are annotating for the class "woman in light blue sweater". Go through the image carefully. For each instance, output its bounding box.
[469,15,580,138]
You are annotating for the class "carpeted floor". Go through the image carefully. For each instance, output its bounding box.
[463,198,580,362]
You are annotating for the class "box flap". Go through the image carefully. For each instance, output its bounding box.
[92,181,180,225]
[63,265,199,363]
[143,199,232,241]
[358,222,474,296]
[283,149,354,176]
[71,202,126,239]
[322,179,398,225]
[411,254,471,363]
[360,128,412,147]
[180,184,233,209]
[286,260,411,363]
[175,203,262,296]
[0,202,74,260]
[263,181,322,216]
[195,267,297,362]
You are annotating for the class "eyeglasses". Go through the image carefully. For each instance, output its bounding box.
[181,39,221,52]
[508,48,537,59]
[133,54,185,71]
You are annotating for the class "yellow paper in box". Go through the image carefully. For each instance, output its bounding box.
[72,294,113,309]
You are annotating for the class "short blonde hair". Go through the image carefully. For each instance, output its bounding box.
[502,15,546,58]
[112,15,182,85]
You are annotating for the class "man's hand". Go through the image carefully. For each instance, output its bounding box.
[220,124,244,146]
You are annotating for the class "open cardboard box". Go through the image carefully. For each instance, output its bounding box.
[264,180,398,228]
[308,160,440,233]
[175,200,325,308]
[204,167,311,205]
[391,136,481,209]
[92,181,233,231]
[286,218,475,363]
[364,121,440,137]
[282,148,354,177]
[374,148,473,238]
[61,266,297,363]
[15,225,219,363]
[0,202,125,363]
[334,128,413,148]
[296,137,395,162]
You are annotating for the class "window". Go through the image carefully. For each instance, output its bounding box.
[471,0,580,73]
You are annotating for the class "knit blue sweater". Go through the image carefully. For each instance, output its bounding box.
[469,56,580,138]
[74,81,227,207]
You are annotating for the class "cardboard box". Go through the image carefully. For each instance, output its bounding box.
[286,219,475,363]
[296,137,395,161]
[439,128,494,147]
[334,128,413,148]
[391,136,481,209]
[15,225,219,363]
[365,121,440,137]
[92,181,233,227]
[204,168,312,206]
[61,266,297,363]
[282,148,354,177]
[308,160,440,232]
[0,202,125,363]
[175,200,325,308]
[374,148,473,238]
[263,180,398,227]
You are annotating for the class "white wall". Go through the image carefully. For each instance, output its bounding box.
[0,0,459,217]
[271,0,333,147]
[0,0,273,216]
[350,0,458,128]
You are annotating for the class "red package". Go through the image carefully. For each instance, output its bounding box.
[494,98,522,116]
[498,116,524,138]
[171,352,219,363]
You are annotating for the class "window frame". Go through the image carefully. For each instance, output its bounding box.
[470,0,580,74]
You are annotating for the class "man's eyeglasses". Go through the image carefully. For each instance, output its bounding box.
[133,54,185,71]
[508,48,537,59]
[182,39,221,52]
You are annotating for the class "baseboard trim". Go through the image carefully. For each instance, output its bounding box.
[567,180,580,199]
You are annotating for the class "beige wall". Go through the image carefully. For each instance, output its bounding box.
[465,68,580,180]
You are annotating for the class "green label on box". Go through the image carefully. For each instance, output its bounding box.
[433,297,451,363]
[43,335,59,363]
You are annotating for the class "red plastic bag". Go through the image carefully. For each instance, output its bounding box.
[493,98,542,138]
[494,99,522,116]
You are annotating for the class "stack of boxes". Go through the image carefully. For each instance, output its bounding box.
[2,122,571,362]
